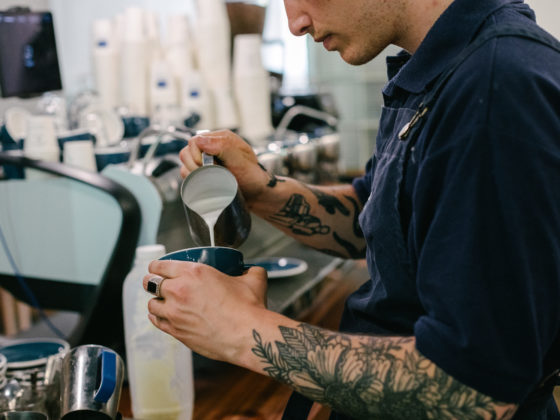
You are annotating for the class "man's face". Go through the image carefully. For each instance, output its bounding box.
[283,0,406,65]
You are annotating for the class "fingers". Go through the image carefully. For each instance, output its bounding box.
[145,275,166,299]
[147,259,196,280]
[147,309,173,335]
[193,130,256,166]
[193,130,230,157]
[179,130,238,176]
[245,265,267,281]
[179,139,202,174]
[144,260,220,299]
[147,296,165,318]
[143,260,185,300]
[147,296,182,337]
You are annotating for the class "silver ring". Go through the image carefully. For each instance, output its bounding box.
[147,276,166,298]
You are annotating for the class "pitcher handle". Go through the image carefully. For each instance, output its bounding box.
[93,351,117,403]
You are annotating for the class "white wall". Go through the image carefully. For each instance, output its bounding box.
[526,0,560,39]
[263,0,308,92]
[0,0,47,10]
[0,0,558,133]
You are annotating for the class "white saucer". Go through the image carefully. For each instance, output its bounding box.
[248,257,308,279]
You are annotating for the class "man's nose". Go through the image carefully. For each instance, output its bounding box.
[284,1,312,36]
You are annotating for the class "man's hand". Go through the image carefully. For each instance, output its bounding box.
[179,130,271,203]
[143,260,268,363]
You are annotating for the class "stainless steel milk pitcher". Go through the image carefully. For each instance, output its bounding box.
[60,345,124,420]
[180,153,251,249]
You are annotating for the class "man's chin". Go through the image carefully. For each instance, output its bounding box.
[338,45,384,66]
[339,50,372,66]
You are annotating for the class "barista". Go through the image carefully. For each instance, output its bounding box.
[144,0,560,418]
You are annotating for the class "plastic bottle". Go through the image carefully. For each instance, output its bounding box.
[149,57,180,126]
[123,244,194,420]
[180,71,214,130]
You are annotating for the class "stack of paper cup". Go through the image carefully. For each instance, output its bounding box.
[145,10,161,63]
[92,18,120,111]
[113,13,125,52]
[23,115,60,179]
[233,34,273,142]
[165,14,198,125]
[120,7,149,116]
[195,0,239,130]
[0,354,6,390]
[166,14,194,73]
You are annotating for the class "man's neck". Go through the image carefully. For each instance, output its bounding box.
[397,0,455,53]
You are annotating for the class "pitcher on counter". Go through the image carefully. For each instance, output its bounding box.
[143,0,560,418]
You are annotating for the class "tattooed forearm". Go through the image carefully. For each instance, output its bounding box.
[344,195,364,239]
[252,324,515,420]
[318,248,348,258]
[259,163,286,188]
[268,194,330,236]
[333,232,366,258]
[305,185,350,216]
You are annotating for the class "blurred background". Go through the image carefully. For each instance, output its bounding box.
[0,0,558,173]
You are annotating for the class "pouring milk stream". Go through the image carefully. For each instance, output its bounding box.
[188,195,235,246]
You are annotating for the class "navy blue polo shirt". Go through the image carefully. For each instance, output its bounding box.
[347,0,560,405]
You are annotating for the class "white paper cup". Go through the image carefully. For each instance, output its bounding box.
[233,33,264,74]
[25,115,58,152]
[63,140,97,171]
[123,7,145,42]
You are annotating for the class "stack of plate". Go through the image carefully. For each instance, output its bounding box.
[0,338,69,380]
[0,354,6,390]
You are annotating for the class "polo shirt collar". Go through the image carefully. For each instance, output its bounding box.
[384,0,532,95]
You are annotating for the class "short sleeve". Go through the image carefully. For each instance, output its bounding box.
[352,156,376,205]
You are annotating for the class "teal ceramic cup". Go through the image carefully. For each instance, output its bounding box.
[160,246,251,276]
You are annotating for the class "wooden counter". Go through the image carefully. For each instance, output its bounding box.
[119,260,369,420]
